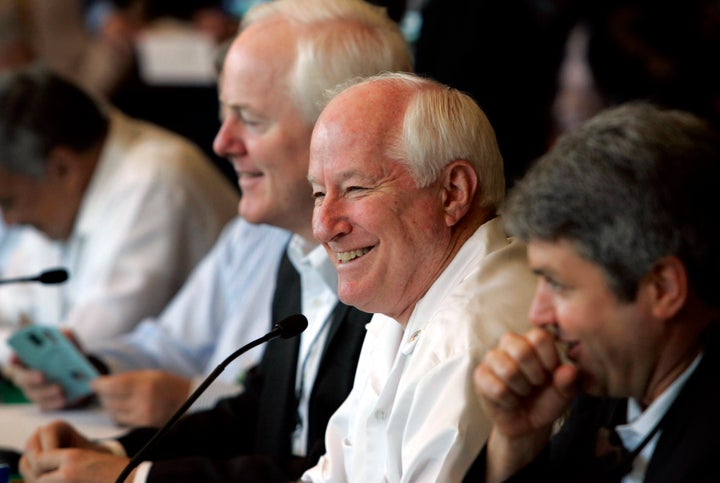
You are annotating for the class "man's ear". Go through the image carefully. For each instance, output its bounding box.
[46,145,97,202]
[440,160,478,227]
[644,256,688,319]
[45,146,76,179]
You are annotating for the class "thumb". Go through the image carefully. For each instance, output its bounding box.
[528,364,580,428]
[90,374,118,394]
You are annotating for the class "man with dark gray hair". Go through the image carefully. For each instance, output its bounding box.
[464,102,720,482]
[0,65,238,367]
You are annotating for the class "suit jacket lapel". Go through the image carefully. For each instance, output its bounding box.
[255,249,302,457]
[271,248,302,324]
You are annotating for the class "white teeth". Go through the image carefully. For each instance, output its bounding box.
[336,247,370,263]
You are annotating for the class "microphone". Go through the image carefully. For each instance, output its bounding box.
[114,313,308,483]
[0,268,69,285]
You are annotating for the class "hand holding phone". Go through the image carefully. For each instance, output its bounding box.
[8,326,98,403]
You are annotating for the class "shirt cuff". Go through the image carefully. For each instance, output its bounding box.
[188,376,243,412]
[97,441,152,483]
[133,461,153,483]
[98,439,127,457]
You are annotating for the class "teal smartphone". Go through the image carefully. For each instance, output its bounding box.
[8,326,98,403]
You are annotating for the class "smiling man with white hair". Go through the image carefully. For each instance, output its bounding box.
[303,72,536,482]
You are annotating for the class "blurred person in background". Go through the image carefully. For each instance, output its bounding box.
[0,65,238,369]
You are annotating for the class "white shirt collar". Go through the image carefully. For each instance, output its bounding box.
[405,217,506,337]
[286,234,337,293]
[617,352,702,448]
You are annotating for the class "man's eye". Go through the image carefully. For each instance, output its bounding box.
[346,186,365,193]
[313,192,325,205]
[240,116,260,126]
[546,278,566,292]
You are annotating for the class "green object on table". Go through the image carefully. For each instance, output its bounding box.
[0,379,26,481]
[0,376,28,404]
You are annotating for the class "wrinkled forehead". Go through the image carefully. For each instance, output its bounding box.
[313,81,407,162]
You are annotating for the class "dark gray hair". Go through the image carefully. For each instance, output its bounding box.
[0,65,109,178]
[503,102,720,305]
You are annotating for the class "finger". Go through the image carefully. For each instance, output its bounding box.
[482,348,537,398]
[25,448,66,477]
[38,423,62,451]
[9,353,25,367]
[495,332,555,389]
[19,450,44,481]
[522,365,581,427]
[27,384,67,410]
[500,331,553,387]
[18,453,33,479]
[12,366,46,386]
[96,393,137,427]
[99,397,130,424]
[10,366,65,404]
[24,431,42,454]
[60,329,83,351]
[94,383,132,411]
[111,408,137,427]
[525,327,561,372]
[473,362,522,410]
[91,375,130,398]
[11,366,67,409]
[20,448,59,479]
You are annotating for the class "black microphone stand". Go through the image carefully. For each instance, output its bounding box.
[114,315,307,482]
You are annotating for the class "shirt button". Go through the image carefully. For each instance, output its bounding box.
[375,410,385,420]
[408,330,421,343]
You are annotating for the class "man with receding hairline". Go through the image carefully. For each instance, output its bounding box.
[302,72,535,482]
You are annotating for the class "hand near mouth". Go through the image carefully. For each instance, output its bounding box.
[542,324,577,367]
[472,327,581,481]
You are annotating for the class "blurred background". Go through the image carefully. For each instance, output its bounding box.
[1,0,718,190]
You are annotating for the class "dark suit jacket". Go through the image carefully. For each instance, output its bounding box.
[464,324,720,482]
[118,251,371,482]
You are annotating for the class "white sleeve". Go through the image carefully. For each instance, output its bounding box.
[91,218,239,376]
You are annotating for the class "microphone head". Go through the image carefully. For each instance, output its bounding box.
[37,268,69,285]
[275,314,308,339]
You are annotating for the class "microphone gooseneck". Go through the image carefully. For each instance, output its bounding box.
[114,314,308,483]
[0,268,70,285]
[36,269,69,285]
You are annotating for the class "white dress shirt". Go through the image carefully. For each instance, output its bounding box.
[92,217,292,407]
[302,217,537,483]
[0,218,24,274]
[0,111,238,364]
[618,353,702,483]
[129,233,339,483]
[287,235,339,456]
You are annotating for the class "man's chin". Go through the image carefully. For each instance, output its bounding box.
[238,203,269,225]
